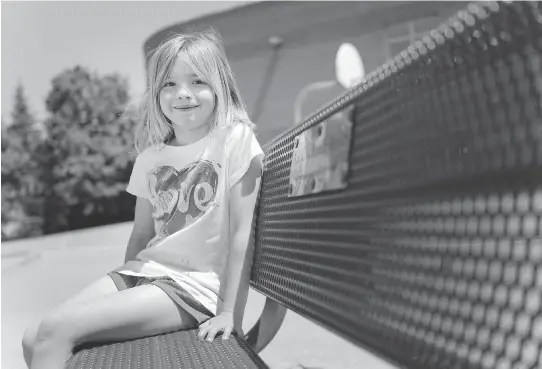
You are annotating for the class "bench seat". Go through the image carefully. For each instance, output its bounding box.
[67,330,268,369]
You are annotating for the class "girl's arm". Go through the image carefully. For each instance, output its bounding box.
[220,156,263,329]
[124,197,155,263]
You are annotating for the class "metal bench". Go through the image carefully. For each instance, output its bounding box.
[68,2,542,368]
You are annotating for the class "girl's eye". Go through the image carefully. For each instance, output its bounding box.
[164,82,175,87]
[193,79,206,85]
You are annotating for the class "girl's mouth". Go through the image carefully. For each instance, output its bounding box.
[174,105,199,111]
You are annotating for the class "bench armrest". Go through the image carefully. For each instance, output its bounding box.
[244,297,287,353]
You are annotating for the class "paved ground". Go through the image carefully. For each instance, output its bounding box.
[2,222,398,369]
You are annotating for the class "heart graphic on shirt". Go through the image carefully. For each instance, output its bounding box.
[147,159,220,239]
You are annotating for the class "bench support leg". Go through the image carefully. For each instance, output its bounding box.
[244,297,287,353]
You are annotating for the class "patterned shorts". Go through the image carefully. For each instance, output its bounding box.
[108,272,215,325]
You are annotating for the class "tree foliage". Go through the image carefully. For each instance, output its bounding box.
[1,84,44,239]
[41,66,137,233]
[2,67,138,239]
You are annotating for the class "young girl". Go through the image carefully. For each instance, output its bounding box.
[22,28,265,369]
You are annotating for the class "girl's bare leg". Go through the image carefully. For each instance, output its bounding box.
[29,283,196,369]
[22,275,119,368]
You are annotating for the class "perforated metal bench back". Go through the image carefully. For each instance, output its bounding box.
[250,2,542,369]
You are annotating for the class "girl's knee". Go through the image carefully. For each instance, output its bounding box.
[22,324,38,352]
[35,310,77,346]
[22,322,40,365]
[22,316,73,369]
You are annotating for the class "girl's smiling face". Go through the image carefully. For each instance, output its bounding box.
[159,56,215,139]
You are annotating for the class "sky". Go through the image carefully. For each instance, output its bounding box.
[1,0,250,123]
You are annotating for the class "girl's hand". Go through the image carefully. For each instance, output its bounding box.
[197,312,236,342]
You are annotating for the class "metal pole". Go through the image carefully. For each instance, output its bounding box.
[252,36,284,122]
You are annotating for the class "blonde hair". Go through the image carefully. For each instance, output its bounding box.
[131,27,254,153]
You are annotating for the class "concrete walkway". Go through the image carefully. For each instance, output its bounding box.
[2,222,397,369]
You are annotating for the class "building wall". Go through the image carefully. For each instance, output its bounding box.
[144,1,466,146]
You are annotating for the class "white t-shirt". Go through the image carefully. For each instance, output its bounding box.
[114,123,264,315]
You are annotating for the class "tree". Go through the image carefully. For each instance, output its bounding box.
[42,66,137,233]
[1,84,44,239]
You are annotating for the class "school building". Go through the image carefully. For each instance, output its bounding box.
[143,1,465,146]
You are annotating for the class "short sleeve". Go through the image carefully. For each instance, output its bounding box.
[226,123,265,189]
[126,154,150,199]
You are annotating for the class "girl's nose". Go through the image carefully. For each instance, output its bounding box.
[176,85,193,99]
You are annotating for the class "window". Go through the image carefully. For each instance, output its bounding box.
[386,18,440,60]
